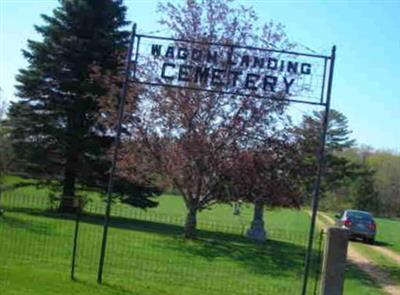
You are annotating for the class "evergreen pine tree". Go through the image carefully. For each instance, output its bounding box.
[8,0,160,212]
[293,109,359,200]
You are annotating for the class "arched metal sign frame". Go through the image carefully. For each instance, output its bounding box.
[96,23,336,295]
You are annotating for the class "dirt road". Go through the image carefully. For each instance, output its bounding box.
[316,212,400,295]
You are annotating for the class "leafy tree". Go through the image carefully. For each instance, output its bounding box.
[366,150,400,217]
[352,166,380,213]
[226,138,303,241]
[120,0,295,239]
[336,147,400,217]
[7,0,159,212]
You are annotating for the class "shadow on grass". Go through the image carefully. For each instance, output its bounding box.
[352,260,400,281]
[162,236,308,278]
[0,214,57,235]
[373,240,392,247]
[4,207,306,245]
[381,265,400,281]
[345,262,386,291]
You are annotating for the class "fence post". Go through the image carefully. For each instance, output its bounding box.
[320,227,350,295]
[312,229,325,295]
[70,207,81,280]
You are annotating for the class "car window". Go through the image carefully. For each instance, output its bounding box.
[347,211,372,220]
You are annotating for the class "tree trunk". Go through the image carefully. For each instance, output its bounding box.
[246,201,267,242]
[59,155,78,213]
[184,204,198,239]
[59,110,82,213]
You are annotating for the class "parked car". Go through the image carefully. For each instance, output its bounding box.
[335,209,377,244]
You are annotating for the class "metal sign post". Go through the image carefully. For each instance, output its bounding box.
[301,45,336,295]
[97,23,137,284]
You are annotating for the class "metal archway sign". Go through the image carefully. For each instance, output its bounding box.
[97,23,336,295]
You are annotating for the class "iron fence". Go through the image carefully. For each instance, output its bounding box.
[0,191,324,295]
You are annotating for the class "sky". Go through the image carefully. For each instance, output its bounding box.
[1,0,399,151]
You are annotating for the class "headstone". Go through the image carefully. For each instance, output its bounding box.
[246,202,267,242]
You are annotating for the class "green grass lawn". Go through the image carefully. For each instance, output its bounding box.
[374,216,400,254]
[0,176,387,294]
[0,266,134,295]
[0,199,311,294]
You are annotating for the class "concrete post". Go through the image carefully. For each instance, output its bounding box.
[320,227,350,295]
